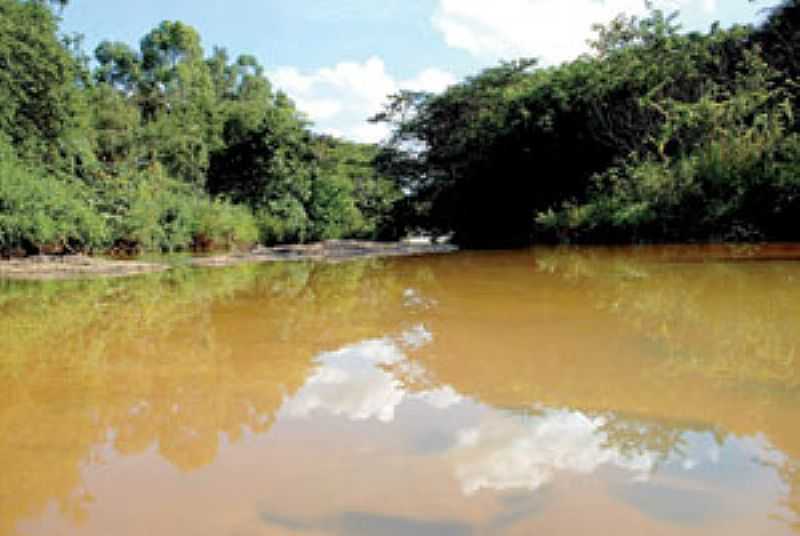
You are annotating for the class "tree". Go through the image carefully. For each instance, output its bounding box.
[0,0,82,161]
[94,41,141,92]
[0,2,403,253]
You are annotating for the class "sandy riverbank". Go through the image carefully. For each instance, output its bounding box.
[0,240,457,280]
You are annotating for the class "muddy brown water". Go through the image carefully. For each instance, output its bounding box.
[1,245,799,535]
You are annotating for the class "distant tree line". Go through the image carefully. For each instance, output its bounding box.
[374,1,800,246]
[0,0,399,255]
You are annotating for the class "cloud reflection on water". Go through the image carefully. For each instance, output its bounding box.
[449,410,657,495]
[281,325,462,423]
[276,320,793,534]
[280,327,665,497]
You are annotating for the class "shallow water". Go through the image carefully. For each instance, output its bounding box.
[1,245,799,535]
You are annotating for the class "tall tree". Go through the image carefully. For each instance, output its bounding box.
[0,0,82,161]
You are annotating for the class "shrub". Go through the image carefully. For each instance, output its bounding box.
[537,57,800,244]
[255,197,309,245]
[109,175,197,252]
[100,171,259,253]
[0,142,108,255]
[191,198,259,251]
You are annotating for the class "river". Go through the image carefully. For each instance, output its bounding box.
[1,245,799,535]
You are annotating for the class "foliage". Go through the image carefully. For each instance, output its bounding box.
[190,198,259,250]
[0,0,401,255]
[374,1,800,246]
[4,0,799,252]
[0,139,107,255]
[309,137,402,240]
[90,167,258,252]
[538,21,800,243]
[0,0,85,165]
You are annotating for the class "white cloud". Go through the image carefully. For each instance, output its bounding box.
[292,97,342,121]
[281,327,462,423]
[432,0,720,65]
[271,57,457,143]
[400,324,434,349]
[403,68,461,93]
[281,338,407,423]
[448,410,656,495]
[416,386,464,410]
[349,122,392,145]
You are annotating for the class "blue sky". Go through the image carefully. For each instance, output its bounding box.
[61,0,780,142]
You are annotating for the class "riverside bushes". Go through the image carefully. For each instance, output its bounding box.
[0,137,259,255]
[5,0,800,252]
[0,0,398,256]
[0,143,107,255]
[102,172,258,253]
[537,53,800,243]
[374,3,800,246]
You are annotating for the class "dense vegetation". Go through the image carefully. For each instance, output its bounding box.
[2,0,799,253]
[0,0,398,255]
[374,1,800,246]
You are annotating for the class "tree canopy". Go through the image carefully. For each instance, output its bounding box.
[0,0,399,255]
[373,1,800,246]
[2,0,799,254]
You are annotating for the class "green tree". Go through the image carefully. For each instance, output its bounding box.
[0,0,82,162]
[0,2,402,254]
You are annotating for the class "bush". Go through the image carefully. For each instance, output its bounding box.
[0,143,108,255]
[191,198,259,251]
[538,128,800,243]
[108,174,196,252]
[99,170,259,253]
[537,59,800,244]
[255,197,309,245]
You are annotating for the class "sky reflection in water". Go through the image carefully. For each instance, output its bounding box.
[278,325,784,508]
[3,247,800,535]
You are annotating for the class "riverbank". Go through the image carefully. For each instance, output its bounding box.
[0,240,457,280]
[0,255,168,280]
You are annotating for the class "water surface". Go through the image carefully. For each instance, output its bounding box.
[1,246,799,535]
